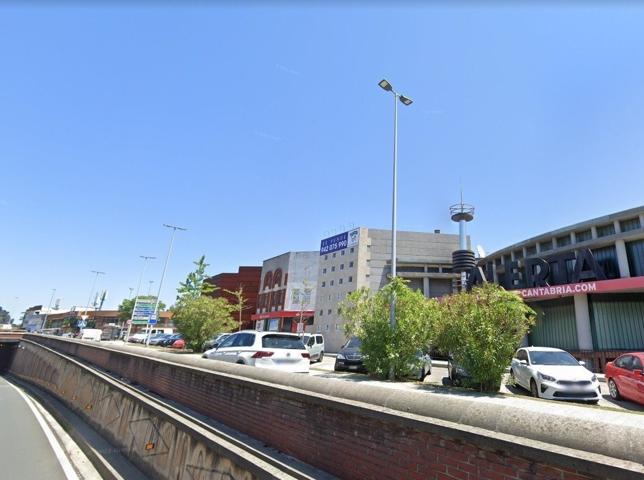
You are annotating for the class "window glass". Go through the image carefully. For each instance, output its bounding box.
[529,351,578,365]
[315,336,323,344]
[240,333,255,347]
[615,355,632,369]
[349,261,354,268]
[219,334,237,348]
[262,334,305,349]
[632,357,643,370]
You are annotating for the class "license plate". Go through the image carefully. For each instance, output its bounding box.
[348,365,358,370]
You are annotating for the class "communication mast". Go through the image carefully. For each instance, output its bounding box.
[450,193,476,291]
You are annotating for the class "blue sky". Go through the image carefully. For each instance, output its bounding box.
[1,4,644,318]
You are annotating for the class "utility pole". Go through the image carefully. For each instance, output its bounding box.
[41,288,56,332]
[125,256,155,342]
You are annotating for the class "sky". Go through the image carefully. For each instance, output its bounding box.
[1,3,644,319]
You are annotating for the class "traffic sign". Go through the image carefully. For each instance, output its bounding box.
[132,296,158,325]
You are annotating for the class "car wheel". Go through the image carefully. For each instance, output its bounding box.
[418,366,427,382]
[236,360,245,365]
[509,369,517,388]
[608,379,621,400]
[530,379,539,398]
[318,351,324,363]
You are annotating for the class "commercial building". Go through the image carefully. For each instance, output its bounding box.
[316,227,460,352]
[207,266,262,330]
[251,251,319,333]
[473,206,644,371]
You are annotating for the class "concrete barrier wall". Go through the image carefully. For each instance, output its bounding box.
[25,335,644,480]
[8,339,308,480]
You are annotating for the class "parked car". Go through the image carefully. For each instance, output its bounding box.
[202,330,310,373]
[80,329,103,341]
[159,333,183,347]
[510,347,601,403]
[334,337,366,372]
[203,332,231,351]
[171,338,186,349]
[148,333,172,346]
[412,350,432,381]
[605,352,644,405]
[301,334,325,362]
[128,333,148,343]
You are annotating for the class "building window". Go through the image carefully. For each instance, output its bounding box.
[317,325,321,332]
[340,264,344,270]
[621,218,641,232]
[323,268,327,274]
[333,253,336,258]
[330,280,334,286]
[441,267,453,273]
[626,239,644,277]
[341,250,345,256]
[556,235,571,247]
[592,245,620,279]
[526,245,537,256]
[576,229,592,242]
[514,250,524,260]
[325,324,329,331]
[427,267,439,273]
[331,266,335,272]
[348,276,353,283]
[319,310,323,316]
[324,255,328,260]
[539,240,552,252]
[597,224,616,238]
[350,247,354,253]
[328,295,331,300]
[349,261,354,268]
[321,281,326,287]
[339,278,343,284]
[327,309,332,315]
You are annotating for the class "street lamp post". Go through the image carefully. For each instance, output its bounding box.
[41,288,56,332]
[378,78,413,380]
[125,255,156,342]
[146,224,186,346]
[147,280,155,296]
[82,271,105,329]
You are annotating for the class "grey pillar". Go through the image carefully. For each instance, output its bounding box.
[615,239,631,278]
[423,277,430,298]
[573,294,594,351]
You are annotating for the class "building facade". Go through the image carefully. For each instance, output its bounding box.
[251,251,319,333]
[207,266,262,330]
[316,227,460,352]
[474,206,644,372]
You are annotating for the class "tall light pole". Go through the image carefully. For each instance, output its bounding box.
[378,78,413,380]
[146,224,186,346]
[147,280,155,296]
[83,271,105,328]
[125,255,156,341]
[41,288,56,332]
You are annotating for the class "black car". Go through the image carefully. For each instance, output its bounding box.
[159,333,182,347]
[149,333,172,346]
[334,337,367,372]
[447,355,471,387]
[202,332,231,351]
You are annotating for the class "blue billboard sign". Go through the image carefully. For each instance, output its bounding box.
[320,229,359,256]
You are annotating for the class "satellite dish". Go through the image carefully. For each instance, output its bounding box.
[476,245,487,259]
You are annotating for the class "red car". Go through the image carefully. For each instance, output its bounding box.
[171,338,186,349]
[605,352,644,405]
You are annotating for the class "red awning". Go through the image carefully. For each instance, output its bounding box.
[251,310,314,321]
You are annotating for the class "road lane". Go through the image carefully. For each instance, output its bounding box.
[0,376,74,480]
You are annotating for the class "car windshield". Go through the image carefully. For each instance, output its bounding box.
[262,335,304,349]
[345,337,361,349]
[529,351,579,366]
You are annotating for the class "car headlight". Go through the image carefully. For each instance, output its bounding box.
[336,354,345,360]
[538,373,556,382]
[591,374,597,382]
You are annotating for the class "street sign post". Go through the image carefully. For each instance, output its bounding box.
[132,296,157,325]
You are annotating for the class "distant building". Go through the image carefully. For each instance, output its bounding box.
[44,308,173,333]
[316,227,460,352]
[251,251,319,333]
[207,266,262,330]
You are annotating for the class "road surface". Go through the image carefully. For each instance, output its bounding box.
[0,376,76,480]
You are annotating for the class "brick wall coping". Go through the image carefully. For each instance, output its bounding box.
[29,335,644,477]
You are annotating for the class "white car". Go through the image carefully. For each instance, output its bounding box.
[203,330,310,373]
[301,334,325,362]
[510,347,601,403]
[128,333,148,344]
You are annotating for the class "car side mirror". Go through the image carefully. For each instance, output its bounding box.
[519,360,528,366]
[634,369,643,376]
[579,361,586,367]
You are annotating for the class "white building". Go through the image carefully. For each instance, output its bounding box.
[315,227,461,352]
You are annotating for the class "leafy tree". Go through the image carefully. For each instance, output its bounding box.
[177,255,216,301]
[172,296,235,351]
[118,296,166,322]
[340,277,439,380]
[224,286,251,332]
[434,283,536,392]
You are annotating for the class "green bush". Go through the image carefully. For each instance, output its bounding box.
[435,283,535,391]
[340,277,439,380]
[172,296,235,351]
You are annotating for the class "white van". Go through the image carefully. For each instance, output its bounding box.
[80,328,103,341]
[301,334,325,362]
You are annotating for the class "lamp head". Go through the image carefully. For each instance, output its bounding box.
[399,95,413,106]
[378,79,393,92]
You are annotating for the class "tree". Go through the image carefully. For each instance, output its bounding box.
[172,296,235,351]
[118,297,166,322]
[224,286,252,332]
[291,279,313,333]
[434,283,536,392]
[177,255,216,301]
[340,277,439,380]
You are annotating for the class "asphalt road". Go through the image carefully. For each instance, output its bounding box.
[0,376,73,480]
